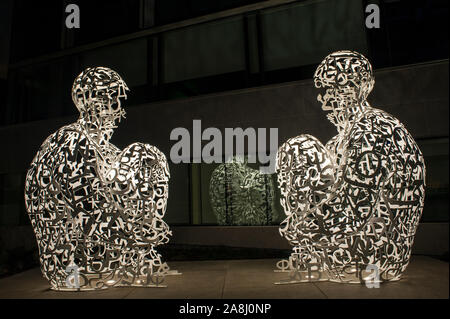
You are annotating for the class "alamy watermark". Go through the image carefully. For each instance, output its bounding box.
[170,120,278,174]
[365,4,380,29]
[364,264,380,288]
[65,264,80,289]
[65,4,379,30]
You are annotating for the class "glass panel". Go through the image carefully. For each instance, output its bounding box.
[0,172,27,227]
[70,0,141,46]
[165,163,191,225]
[382,0,449,66]
[419,138,449,222]
[163,16,246,83]
[261,0,368,71]
[9,0,62,62]
[6,56,77,124]
[155,0,265,26]
[79,39,148,88]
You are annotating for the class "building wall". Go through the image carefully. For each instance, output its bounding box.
[0,0,13,80]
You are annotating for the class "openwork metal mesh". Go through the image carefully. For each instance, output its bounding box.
[209,157,276,226]
[25,67,174,290]
[275,51,426,284]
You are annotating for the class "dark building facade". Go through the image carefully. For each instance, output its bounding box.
[0,0,448,275]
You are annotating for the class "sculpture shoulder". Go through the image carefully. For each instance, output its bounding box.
[37,123,90,153]
[26,123,101,200]
[350,108,404,136]
[278,134,328,157]
[348,108,422,155]
[343,108,425,183]
[30,123,95,167]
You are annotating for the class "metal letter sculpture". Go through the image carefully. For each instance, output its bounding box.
[25,67,175,290]
[275,51,426,284]
[209,156,276,226]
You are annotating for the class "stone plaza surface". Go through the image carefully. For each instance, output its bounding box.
[0,256,447,299]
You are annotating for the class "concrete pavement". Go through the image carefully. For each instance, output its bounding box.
[0,256,447,299]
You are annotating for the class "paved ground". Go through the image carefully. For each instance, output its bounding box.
[0,256,447,299]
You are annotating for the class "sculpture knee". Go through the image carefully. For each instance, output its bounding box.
[276,134,336,216]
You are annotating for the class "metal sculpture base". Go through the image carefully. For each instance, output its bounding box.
[59,275,168,291]
[59,267,182,291]
[273,257,390,285]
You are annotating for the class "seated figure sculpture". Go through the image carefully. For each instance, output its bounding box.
[25,67,173,290]
[275,51,426,284]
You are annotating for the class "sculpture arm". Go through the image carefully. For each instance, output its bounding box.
[325,110,393,234]
[52,127,119,236]
[341,111,390,191]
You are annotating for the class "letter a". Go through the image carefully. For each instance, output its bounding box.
[65,4,80,29]
[170,127,191,163]
[365,4,380,29]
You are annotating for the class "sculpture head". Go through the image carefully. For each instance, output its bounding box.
[314,50,374,130]
[72,67,129,141]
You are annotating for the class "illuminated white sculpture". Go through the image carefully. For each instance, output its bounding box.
[25,67,174,290]
[209,156,276,226]
[275,51,426,284]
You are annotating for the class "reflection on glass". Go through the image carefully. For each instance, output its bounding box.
[209,156,276,226]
